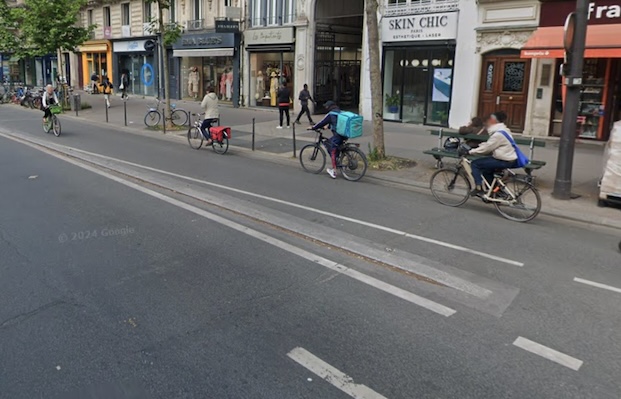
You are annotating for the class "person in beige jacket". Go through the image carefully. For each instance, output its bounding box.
[200,86,219,142]
[468,111,517,196]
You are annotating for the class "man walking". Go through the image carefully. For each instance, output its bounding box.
[294,84,315,125]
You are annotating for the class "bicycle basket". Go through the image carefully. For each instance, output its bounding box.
[49,105,63,115]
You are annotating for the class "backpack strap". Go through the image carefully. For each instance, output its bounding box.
[497,130,517,147]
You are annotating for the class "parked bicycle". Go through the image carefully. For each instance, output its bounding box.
[299,129,368,182]
[144,98,188,127]
[42,104,62,137]
[187,113,230,155]
[429,144,541,222]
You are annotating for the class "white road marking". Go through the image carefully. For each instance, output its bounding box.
[36,142,524,267]
[287,347,389,399]
[573,277,621,294]
[2,133,456,317]
[513,337,583,371]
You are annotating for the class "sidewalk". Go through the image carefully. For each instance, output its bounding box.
[70,91,621,229]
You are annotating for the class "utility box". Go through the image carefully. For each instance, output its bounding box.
[71,94,81,111]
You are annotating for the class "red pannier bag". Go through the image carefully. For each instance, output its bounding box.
[209,126,231,142]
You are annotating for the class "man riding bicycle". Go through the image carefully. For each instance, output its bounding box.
[41,84,59,123]
[309,101,342,179]
[468,111,517,197]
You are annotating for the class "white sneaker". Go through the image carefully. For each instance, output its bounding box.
[326,168,337,179]
[286,125,291,129]
[276,126,283,129]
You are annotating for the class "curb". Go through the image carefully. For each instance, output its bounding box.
[24,108,621,231]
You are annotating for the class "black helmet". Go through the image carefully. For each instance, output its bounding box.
[443,137,460,151]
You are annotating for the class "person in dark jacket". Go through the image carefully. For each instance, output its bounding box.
[458,116,488,148]
[308,101,342,179]
[276,83,291,129]
[294,83,315,125]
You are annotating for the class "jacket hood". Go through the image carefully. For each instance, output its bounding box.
[207,92,217,99]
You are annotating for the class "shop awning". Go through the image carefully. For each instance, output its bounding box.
[77,43,109,53]
[521,25,621,58]
[172,48,234,57]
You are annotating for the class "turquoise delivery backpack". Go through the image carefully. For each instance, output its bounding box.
[329,111,363,138]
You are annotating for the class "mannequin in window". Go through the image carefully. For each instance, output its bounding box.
[220,70,227,100]
[270,71,278,107]
[256,70,264,100]
[188,67,199,99]
[226,69,233,100]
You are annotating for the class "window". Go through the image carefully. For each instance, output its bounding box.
[267,0,277,25]
[388,0,407,4]
[250,0,263,26]
[170,0,176,22]
[283,0,296,24]
[87,9,93,26]
[143,1,152,23]
[192,0,202,20]
[122,3,131,26]
[103,6,111,27]
[224,0,232,6]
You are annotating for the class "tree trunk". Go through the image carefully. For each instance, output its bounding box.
[158,3,172,129]
[365,0,385,159]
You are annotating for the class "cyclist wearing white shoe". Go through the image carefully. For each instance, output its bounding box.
[309,101,342,179]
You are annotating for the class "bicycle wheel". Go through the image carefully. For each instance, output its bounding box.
[144,110,161,127]
[187,126,204,150]
[430,168,471,207]
[212,132,229,154]
[42,120,51,134]
[171,109,188,127]
[52,116,61,137]
[339,147,368,182]
[493,178,541,222]
[299,144,326,174]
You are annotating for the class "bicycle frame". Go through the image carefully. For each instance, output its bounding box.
[457,157,521,205]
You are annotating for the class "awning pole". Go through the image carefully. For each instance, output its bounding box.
[553,0,589,200]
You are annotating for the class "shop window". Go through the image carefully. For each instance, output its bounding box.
[181,57,236,103]
[502,62,526,92]
[103,6,111,28]
[249,52,294,107]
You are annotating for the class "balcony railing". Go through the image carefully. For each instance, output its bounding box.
[384,0,459,16]
[186,19,204,31]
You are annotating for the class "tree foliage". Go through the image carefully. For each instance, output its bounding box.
[0,0,18,53]
[11,0,94,58]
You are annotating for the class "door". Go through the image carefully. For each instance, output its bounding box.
[479,53,531,132]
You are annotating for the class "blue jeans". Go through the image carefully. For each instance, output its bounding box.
[200,118,218,139]
[324,134,344,169]
[471,157,516,186]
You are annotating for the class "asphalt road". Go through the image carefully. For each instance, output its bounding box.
[1,105,621,399]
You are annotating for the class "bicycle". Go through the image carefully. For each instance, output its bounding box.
[42,104,62,137]
[144,98,188,127]
[429,145,541,222]
[299,129,368,182]
[187,113,229,155]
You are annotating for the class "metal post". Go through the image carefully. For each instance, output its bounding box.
[553,0,589,200]
[75,96,78,117]
[105,98,108,123]
[252,117,255,151]
[292,122,297,158]
[124,99,127,126]
[162,103,166,135]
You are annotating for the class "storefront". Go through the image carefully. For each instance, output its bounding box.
[173,32,240,106]
[78,40,112,90]
[381,12,458,126]
[521,0,621,141]
[113,38,158,97]
[34,54,57,87]
[244,27,295,108]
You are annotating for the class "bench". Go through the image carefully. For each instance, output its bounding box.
[423,129,547,175]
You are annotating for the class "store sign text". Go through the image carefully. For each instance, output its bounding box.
[181,36,223,47]
[383,12,458,42]
[588,2,620,20]
[244,27,294,45]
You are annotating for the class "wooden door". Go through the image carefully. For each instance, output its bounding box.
[479,54,531,132]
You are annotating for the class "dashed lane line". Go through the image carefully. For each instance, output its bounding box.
[513,337,583,371]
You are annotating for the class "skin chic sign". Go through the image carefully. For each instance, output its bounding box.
[382,12,458,42]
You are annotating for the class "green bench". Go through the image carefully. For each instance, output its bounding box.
[423,129,547,175]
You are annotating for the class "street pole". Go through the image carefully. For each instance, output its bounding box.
[552,0,589,200]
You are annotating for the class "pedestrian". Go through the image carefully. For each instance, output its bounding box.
[101,75,113,108]
[91,72,99,94]
[294,83,315,125]
[200,86,219,143]
[119,69,129,100]
[276,82,291,129]
[458,116,488,148]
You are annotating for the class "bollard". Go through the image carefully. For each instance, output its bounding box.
[124,100,127,126]
[292,122,297,158]
[162,104,166,135]
[105,98,108,123]
[252,118,255,151]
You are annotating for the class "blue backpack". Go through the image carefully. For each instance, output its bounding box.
[329,111,363,138]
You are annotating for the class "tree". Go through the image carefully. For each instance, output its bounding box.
[14,0,93,58]
[146,0,182,129]
[0,0,17,54]
[365,0,386,159]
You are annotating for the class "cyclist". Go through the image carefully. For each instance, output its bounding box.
[200,86,219,144]
[468,111,517,197]
[41,84,59,123]
[309,100,342,179]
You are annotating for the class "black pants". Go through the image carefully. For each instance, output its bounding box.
[295,103,314,124]
[201,118,218,139]
[279,106,290,127]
